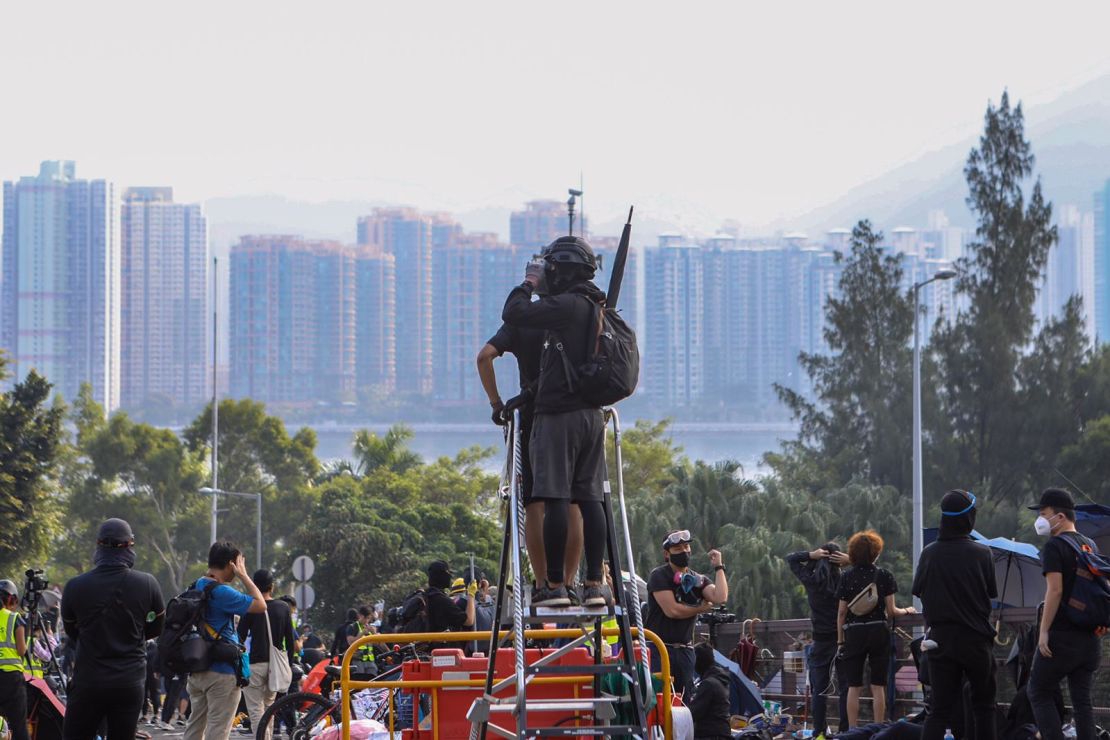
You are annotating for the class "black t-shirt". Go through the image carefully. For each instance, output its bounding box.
[911,535,997,638]
[331,621,354,657]
[487,323,545,396]
[1042,532,1098,632]
[502,282,607,415]
[426,588,468,633]
[645,564,710,646]
[237,599,297,665]
[61,566,165,689]
[836,564,897,623]
[303,632,324,650]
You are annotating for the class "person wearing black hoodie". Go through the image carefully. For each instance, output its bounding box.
[786,542,849,735]
[911,490,998,740]
[688,642,731,740]
[502,236,612,608]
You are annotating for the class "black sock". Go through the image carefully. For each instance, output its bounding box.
[543,498,569,586]
[579,500,606,583]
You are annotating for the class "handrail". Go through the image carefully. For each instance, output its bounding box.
[340,627,673,739]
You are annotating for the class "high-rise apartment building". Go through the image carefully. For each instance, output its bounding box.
[357,209,433,395]
[1037,204,1095,338]
[510,200,584,249]
[1,161,120,409]
[642,236,703,406]
[1093,182,1110,342]
[229,236,354,404]
[120,187,207,410]
[354,245,396,394]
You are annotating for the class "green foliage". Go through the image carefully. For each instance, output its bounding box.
[0,356,64,574]
[773,220,913,493]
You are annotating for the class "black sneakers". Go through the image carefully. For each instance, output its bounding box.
[533,583,572,607]
[581,583,614,607]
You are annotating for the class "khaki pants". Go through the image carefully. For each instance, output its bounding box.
[183,670,241,740]
[242,662,276,740]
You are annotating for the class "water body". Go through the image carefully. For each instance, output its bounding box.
[311,421,796,474]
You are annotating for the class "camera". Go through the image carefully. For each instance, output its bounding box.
[697,606,737,626]
[22,569,48,611]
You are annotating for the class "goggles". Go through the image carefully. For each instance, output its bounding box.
[941,491,976,516]
[662,530,692,548]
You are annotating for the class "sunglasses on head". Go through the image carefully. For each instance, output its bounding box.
[662,530,692,548]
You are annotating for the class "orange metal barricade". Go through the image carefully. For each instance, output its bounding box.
[340,627,673,739]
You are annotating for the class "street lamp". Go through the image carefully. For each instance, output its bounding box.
[200,487,263,571]
[912,268,958,585]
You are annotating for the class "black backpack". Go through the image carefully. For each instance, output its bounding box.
[398,589,429,634]
[1057,533,1110,630]
[555,299,639,407]
[157,580,219,675]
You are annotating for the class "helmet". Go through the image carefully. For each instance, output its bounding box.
[0,580,17,600]
[544,236,597,271]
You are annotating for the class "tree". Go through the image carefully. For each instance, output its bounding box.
[83,413,208,592]
[184,399,320,567]
[772,220,914,493]
[929,91,1057,508]
[352,426,422,476]
[0,356,64,573]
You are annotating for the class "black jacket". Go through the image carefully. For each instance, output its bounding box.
[502,280,606,415]
[688,663,731,739]
[911,534,997,638]
[786,551,841,640]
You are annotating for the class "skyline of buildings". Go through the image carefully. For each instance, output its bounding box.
[2,160,1109,419]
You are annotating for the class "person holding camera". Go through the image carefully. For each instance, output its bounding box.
[0,579,29,740]
[644,530,728,700]
[786,542,849,736]
[60,518,165,740]
[183,542,267,740]
[501,236,611,607]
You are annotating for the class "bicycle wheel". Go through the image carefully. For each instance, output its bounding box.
[256,691,348,740]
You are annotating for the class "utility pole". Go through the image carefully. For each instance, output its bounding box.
[210,256,219,544]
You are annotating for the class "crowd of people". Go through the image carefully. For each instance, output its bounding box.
[0,237,1106,740]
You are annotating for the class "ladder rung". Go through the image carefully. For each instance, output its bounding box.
[523,726,647,737]
[526,663,632,676]
[528,606,624,619]
[487,698,616,713]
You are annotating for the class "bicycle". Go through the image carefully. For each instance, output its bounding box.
[255,645,423,740]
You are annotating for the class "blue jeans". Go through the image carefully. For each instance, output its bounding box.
[1028,630,1100,740]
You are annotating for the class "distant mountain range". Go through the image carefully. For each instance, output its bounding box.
[203,74,1110,250]
[794,74,1110,235]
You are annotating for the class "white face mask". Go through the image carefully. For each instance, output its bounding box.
[1034,515,1055,537]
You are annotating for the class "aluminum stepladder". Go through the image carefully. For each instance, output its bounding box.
[467,407,653,739]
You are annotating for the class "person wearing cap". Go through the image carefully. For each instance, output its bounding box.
[60,518,165,740]
[644,529,728,700]
[425,561,475,651]
[0,579,29,740]
[786,542,849,736]
[911,490,998,740]
[1026,488,1101,740]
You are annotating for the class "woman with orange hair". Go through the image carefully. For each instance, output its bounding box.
[835,530,915,727]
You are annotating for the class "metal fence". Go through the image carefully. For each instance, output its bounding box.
[700,608,1110,723]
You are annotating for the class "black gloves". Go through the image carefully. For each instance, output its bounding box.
[490,400,506,426]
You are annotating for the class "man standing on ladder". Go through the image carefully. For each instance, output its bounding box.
[502,236,611,607]
[477,307,584,600]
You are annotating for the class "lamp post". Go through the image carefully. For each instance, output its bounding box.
[210,256,219,545]
[912,268,957,582]
[200,487,263,571]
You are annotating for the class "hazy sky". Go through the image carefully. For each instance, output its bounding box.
[3,1,1110,231]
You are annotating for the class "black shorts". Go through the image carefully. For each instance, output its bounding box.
[529,408,605,502]
[841,622,891,687]
[519,412,535,505]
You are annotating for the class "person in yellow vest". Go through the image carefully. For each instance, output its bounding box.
[0,579,30,740]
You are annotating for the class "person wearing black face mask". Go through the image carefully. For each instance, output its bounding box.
[688,642,731,740]
[61,518,165,740]
[912,490,998,740]
[423,561,475,651]
[644,530,728,700]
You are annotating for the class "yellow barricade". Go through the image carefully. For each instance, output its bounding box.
[341,627,672,740]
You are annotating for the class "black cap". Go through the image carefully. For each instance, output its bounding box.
[1028,488,1075,512]
[96,518,134,547]
[427,560,453,579]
